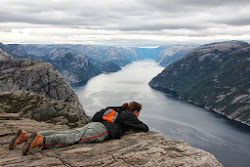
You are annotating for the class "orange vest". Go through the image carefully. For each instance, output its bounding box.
[102,109,118,123]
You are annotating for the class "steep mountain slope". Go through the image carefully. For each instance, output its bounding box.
[67,45,132,66]
[149,41,250,126]
[47,48,100,85]
[7,44,102,85]
[25,44,132,66]
[0,48,14,60]
[24,44,124,84]
[98,46,131,66]
[1,44,30,58]
[157,45,196,67]
[0,58,90,126]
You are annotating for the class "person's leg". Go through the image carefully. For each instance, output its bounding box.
[9,128,79,150]
[38,130,62,136]
[77,122,109,144]
[23,126,89,154]
[43,128,83,148]
[38,128,87,137]
[43,122,109,149]
[22,122,109,154]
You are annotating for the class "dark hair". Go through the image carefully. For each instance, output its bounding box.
[122,102,129,109]
[122,101,142,112]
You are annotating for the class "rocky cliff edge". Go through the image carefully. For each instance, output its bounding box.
[0,113,223,167]
[0,58,90,127]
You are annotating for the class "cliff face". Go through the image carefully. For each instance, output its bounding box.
[0,91,89,127]
[65,45,132,66]
[23,44,124,85]
[157,45,196,67]
[1,44,29,58]
[0,48,14,61]
[149,41,250,126]
[0,58,90,126]
[0,113,222,167]
[47,48,101,85]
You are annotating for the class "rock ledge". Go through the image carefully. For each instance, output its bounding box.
[0,113,223,167]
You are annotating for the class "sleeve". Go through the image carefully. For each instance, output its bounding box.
[122,114,149,132]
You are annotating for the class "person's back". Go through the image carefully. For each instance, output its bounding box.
[92,102,149,139]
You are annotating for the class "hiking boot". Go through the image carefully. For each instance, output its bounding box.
[22,132,44,155]
[9,129,29,150]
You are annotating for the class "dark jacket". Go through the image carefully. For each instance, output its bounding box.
[92,106,149,139]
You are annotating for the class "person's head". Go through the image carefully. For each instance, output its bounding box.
[122,101,142,117]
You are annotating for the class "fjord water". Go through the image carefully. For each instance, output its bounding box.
[73,60,250,167]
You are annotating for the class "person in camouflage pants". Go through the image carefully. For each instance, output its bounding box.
[9,101,149,155]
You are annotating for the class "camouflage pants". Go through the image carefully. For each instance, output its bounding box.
[37,122,109,149]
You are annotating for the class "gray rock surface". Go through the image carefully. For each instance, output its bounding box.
[157,45,196,67]
[0,91,90,127]
[0,113,223,167]
[0,58,91,126]
[47,48,99,85]
[0,58,84,114]
[0,48,14,61]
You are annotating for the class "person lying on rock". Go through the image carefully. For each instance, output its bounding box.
[9,101,149,155]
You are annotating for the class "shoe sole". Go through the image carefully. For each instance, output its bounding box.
[9,129,22,150]
[22,132,37,155]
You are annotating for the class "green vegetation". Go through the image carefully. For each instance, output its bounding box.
[149,41,250,126]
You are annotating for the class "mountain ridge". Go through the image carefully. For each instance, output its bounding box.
[149,40,250,126]
[1,42,195,85]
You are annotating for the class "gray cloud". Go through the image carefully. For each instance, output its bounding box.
[0,0,250,45]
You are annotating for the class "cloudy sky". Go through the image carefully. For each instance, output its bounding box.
[0,0,250,47]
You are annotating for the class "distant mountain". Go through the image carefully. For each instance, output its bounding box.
[2,44,30,58]
[149,41,250,126]
[116,47,138,61]
[2,43,196,85]
[47,48,101,85]
[23,44,126,84]
[156,45,196,67]
[128,45,196,67]
[0,44,98,85]
[23,44,55,59]
[132,47,162,60]
[65,45,132,66]
[24,44,195,68]
[68,45,103,61]
[97,46,131,66]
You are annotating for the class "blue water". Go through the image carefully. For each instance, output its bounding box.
[73,60,250,167]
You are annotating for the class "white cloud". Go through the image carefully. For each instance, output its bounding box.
[0,0,250,46]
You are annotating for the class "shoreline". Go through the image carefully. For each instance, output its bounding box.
[150,86,250,128]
